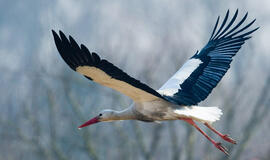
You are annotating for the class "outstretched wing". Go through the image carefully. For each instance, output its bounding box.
[52,30,164,102]
[158,10,258,105]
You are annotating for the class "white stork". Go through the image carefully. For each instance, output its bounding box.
[52,10,258,155]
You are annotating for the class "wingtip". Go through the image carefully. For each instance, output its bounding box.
[92,52,100,58]
[51,30,61,43]
[245,11,249,17]
[254,26,260,32]
[81,44,89,51]
[235,9,239,15]
[59,30,70,42]
[59,30,64,36]
[226,9,230,15]
[69,35,73,41]
[51,29,57,37]
[59,30,66,39]
[80,44,85,48]
[209,16,220,41]
[245,36,252,40]
[69,35,76,43]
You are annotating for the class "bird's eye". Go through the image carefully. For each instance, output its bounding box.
[99,113,102,116]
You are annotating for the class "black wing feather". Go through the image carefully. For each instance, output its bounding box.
[52,30,164,100]
[163,10,258,105]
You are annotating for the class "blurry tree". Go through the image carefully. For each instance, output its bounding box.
[0,0,269,160]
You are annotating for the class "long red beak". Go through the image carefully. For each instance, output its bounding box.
[78,116,99,129]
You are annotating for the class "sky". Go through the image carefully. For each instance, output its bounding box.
[0,0,269,160]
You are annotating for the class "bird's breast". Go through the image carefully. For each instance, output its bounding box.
[132,99,179,121]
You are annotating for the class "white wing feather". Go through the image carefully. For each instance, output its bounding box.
[158,58,202,96]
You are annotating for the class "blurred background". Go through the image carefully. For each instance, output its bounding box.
[0,0,269,160]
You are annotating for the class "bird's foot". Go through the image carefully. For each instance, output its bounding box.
[204,123,237,144]
[221,134,237,144]
[181,118,230,155]
[214,142,229,156]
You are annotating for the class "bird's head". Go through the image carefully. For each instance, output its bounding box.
[78,109,117,129]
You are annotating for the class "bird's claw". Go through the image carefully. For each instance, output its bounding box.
[222,134,237,144]
[215,142,229,156]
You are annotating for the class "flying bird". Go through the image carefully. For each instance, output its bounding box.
[52,10,258,155]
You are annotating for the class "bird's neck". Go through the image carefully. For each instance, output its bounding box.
[113,107,136,120]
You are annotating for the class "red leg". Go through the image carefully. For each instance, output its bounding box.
[179,118,229,155]
[204,123,237,144]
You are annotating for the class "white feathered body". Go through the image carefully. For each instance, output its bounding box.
[132,98,222,124]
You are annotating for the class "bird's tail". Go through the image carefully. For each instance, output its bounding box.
[174,106,223,124]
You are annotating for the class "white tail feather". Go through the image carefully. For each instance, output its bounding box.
[174,106,223,124]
